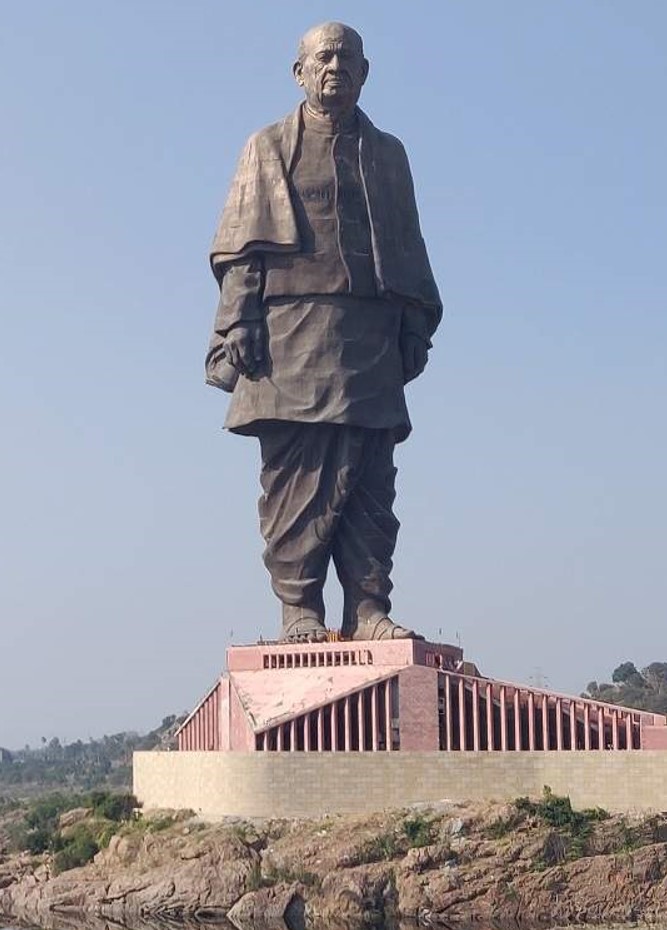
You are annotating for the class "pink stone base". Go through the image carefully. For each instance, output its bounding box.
[226,638,463,672]
[218,639,463,752]
[178,640,667,755]
[641,724,667,750]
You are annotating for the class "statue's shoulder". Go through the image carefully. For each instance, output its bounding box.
[358,110,409,162]
[242,111,298,157]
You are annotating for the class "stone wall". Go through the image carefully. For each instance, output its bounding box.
[134,750,667,819]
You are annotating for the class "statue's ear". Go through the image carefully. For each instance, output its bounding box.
[361,58,370,86]
[293,60,304,87]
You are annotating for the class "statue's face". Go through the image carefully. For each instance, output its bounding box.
[294,24,368,115]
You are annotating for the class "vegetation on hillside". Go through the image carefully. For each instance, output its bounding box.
[0,789,139,874]
[0,715,185,796]
[582,661,667,715]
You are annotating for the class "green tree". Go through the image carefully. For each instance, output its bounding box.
[612,662,639,683]
[583,661,667,716]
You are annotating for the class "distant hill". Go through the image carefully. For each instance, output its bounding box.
[0,715,186,798]
[583,662,667,715]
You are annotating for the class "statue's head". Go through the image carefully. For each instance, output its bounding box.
[293,22,369,117]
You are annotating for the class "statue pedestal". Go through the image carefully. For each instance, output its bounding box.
[134,639,667,819]
[177,638,464,753]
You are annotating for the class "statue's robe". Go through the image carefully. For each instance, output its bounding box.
[207,105,442,444]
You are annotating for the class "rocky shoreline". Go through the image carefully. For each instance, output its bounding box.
[2,798,667,929]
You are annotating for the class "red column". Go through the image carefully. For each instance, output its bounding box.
[472,680,480,751]
[514,690,522,750]
[445,675,453,751]
[500,686,508,751]
[569,702,577,750]
[371,686,379,751]
[625,714,633,751]
[332,701,339,753]
[556,699,563,750]
[459,678,467,751]
[528,692,535,750]
[542,695,549,750]
[359,694,366,751]
[385,681,393,751]
[486,682,494,751]
[317,707,324,751]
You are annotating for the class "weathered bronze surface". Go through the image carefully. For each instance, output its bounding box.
[206,23,442,642]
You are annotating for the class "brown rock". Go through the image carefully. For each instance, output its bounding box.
[3,802,667,929]
[227,883,300,930]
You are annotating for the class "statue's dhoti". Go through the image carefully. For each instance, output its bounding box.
[257,422,399,636]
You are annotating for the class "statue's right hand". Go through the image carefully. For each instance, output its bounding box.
[224,321,265,376]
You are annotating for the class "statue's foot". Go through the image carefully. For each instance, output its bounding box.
[350,617,425,642]
[280,615,329,644]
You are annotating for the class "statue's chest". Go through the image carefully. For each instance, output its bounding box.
[290,130,367,225]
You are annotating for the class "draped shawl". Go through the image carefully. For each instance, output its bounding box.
[210,106,442,318]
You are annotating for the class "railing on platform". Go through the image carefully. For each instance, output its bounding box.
[438,672,646,752]
[262,647,374,669]
[177,668,655,753]
[177,679,221,751]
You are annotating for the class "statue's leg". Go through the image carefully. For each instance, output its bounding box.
[257,422,346,643]
[332,430,422,641]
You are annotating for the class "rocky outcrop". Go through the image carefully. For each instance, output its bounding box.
[0,823,258,926]
[2,801,667,928]
[227,885,302,930]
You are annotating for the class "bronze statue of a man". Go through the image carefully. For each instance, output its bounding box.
[206,22,442,643]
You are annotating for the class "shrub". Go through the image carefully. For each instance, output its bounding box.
[515,787,609,866]
[52,825,99,874]
[246,860,264,891]
[25,827,51,855]
[19,793,83,854]
[6,790,136,859]
[25,793,83,831]
[358,831,399,862]
[88,791,137,822]
[402,814,434,848]
[516,786,608,834]
[486,812,523,839]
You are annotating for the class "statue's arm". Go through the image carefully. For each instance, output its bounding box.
[205,256,265,382]
[211,257,264,332]
[376,132,441,382]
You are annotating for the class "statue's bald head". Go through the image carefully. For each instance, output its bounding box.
[297,22,364,64]
[293,22,369,117]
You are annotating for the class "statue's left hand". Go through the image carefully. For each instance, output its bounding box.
[400,332,429,383]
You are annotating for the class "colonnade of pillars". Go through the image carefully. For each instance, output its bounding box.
[256,677,399,752]
[439,674,640,752]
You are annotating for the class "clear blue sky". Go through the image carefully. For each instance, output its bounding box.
[1,1,665,749]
